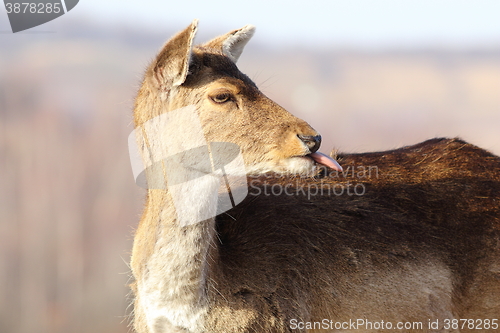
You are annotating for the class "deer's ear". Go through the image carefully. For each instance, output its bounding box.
[202,25,255,63]
[149,20,198,89]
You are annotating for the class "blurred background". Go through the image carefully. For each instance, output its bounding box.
[0,1,499,332]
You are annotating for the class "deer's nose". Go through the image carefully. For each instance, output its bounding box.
[298,134,321,153]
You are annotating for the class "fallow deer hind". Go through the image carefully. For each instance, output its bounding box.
[130,20,500,332]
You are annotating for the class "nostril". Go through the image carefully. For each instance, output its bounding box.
[297,134,322,153]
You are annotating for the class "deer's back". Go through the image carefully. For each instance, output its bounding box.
[212,138,500,331]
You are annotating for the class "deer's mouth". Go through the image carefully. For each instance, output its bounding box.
[249,152,343,175]
[306,152,343,172]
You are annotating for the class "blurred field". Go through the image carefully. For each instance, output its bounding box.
[0,21,499,333]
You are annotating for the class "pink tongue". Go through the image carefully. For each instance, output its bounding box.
[309,152,343,171]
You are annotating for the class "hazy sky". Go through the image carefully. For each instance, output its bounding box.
[77,0,500,47]
[1,0,499,47]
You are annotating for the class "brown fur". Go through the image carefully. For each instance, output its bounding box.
[130,21,500,332]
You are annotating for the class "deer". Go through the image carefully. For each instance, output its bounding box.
[129,20,500,332]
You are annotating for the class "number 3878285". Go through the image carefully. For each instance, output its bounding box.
[5,3,61,14]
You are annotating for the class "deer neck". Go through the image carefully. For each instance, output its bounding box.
[134,188,218,331]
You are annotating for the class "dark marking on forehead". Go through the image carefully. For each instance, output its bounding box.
[184,50,257,90]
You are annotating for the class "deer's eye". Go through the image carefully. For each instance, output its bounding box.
[210,92,233,104]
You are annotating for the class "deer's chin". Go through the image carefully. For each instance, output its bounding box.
[246,156,317,176]
[283,156,318,174]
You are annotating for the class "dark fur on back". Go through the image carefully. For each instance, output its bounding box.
[213,138,500,330]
